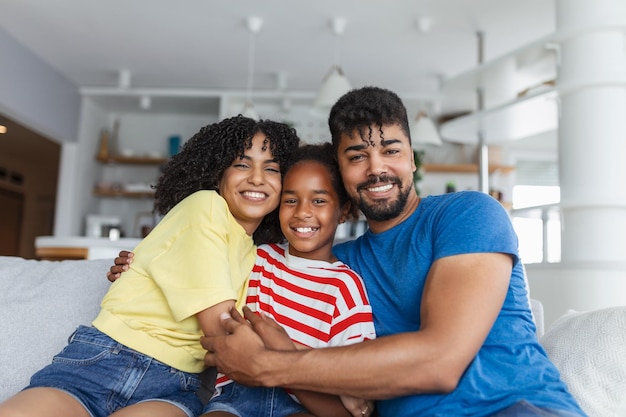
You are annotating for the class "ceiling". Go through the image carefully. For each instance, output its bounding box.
[0,0,556,116]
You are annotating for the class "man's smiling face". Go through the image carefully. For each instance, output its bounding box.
[336,123,417,225]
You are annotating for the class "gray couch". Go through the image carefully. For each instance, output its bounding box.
[1,256,624,416]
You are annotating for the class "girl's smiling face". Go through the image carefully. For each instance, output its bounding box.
[219,132,282,236]
[279,160,347,262]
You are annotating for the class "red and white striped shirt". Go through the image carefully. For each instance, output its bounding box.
[215,242,376,388]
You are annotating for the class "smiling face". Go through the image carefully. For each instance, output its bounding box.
[336,123,419,233]
[218,132,282,236]
[279,160,346,262]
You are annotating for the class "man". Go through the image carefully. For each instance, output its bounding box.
[201,87,586,417]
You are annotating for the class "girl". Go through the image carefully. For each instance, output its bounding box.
[0,116,299,417]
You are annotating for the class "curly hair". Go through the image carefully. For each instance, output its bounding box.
[285,142,357,220]
[153,115,300,244]
[328,86,411,154]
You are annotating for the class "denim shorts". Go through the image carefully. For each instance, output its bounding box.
[202,382,308,417]
[26,325,203,417]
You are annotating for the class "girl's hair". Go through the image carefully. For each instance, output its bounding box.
[285,142,357,220]
[153,115,300,244]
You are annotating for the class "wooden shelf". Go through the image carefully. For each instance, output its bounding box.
[96,155,167,165]
[93,189,155,198]
[423,163,514,174]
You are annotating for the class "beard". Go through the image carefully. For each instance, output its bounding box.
[354,175,411,222]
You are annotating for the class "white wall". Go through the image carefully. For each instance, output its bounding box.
[526,262,626,328]
[0,28,80,144]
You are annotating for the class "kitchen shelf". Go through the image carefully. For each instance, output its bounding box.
[96,155,168,165]
[439,88,558,144]
[440,31,559,144]
[423,163,514,174]
[93,189,155,198]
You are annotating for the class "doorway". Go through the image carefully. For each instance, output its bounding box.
[0,114,60,258]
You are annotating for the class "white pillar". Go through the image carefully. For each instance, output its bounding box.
[557,0,626,263]
[528,0,626,327]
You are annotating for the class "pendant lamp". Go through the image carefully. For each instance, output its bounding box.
[410,111,442,148]
[241,16,263,120]
[313,17,351,111]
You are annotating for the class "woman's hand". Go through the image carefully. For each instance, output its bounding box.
[106,250,134,282]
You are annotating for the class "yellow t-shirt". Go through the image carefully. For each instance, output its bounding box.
[93,190,256,373]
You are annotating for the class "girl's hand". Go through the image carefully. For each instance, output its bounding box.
[242,306,296,351]
[340,396,374,417]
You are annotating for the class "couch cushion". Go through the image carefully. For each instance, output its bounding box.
[540,306,626,417]
[0,256,111,401]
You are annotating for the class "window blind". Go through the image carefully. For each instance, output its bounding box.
[515,160,559,186]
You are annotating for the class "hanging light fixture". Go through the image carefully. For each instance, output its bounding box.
[0,117,6,134]
[410,110,442,148]
[313,17,352,111]
[241,16,263,120]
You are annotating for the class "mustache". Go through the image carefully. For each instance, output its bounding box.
[357,175,402,191]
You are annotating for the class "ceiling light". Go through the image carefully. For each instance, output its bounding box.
[118,69,131,89]
[410,111,442,148]
[415,16,433,33]
[139,95,151,110]
[313,17,352,111]
[241,16,263,120]
[0,125,6,134]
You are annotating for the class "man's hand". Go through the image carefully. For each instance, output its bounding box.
[106,250,134,282]
[201,307,282,386]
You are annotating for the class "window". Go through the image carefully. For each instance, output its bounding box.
[510,160,560,264]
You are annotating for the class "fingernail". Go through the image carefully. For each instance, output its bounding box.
[220,312,230,321]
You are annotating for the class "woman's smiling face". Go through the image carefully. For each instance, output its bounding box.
[218,132,282,236]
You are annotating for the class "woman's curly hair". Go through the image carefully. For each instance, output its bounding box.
[153,115,300,244]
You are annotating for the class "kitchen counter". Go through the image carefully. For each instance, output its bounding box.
[35,236,142,261]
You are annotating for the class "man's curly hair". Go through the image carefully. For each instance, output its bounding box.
[153,115,300,244]
[328,86,411,154]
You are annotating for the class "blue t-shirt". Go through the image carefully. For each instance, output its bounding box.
[333,191,585,417]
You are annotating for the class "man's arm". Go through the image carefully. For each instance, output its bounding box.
[203,252,512,399]
[226,308,370,417]
[106,250,133,282]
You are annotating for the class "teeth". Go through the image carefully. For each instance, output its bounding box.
[295,227,317,233]
[243,191,265,199]
[368,184,393,193]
